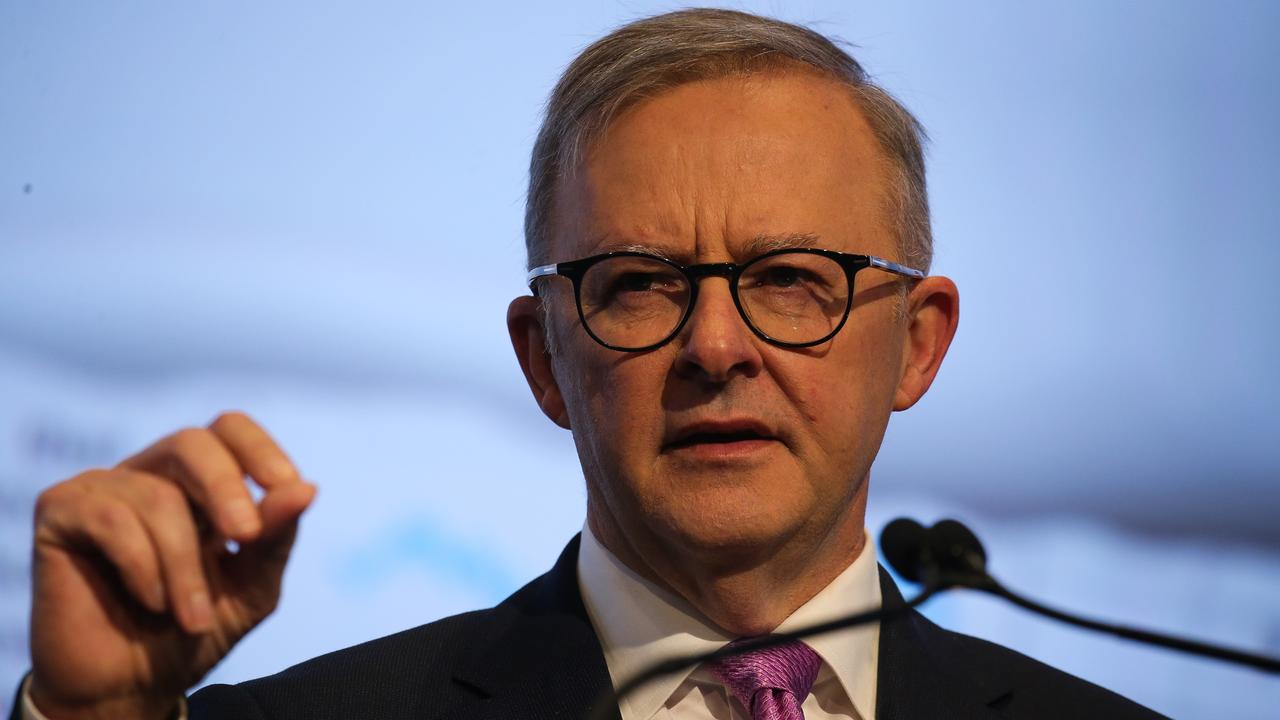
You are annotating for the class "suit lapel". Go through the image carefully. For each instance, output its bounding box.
[436,540,1016,720]
[436,535,620,720]
[875,568,1010,720]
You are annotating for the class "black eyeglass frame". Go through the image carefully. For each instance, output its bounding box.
[526,248,926,352]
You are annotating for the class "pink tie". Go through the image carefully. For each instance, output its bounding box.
[708,638,823,720]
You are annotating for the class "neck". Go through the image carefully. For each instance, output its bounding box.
[587,490,868,637]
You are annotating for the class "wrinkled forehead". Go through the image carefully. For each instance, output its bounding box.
[549,71,897,264]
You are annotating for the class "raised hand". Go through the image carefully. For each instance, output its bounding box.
[27,412,316,719]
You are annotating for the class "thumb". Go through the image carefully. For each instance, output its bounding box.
[221,482,316,617]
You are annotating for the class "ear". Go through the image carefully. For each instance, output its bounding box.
[507,295,571,429]
[893,275,960,411]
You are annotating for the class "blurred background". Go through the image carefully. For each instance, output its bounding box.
[2,1,1277,717]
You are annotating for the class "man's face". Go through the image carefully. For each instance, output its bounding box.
[525,71,925,571]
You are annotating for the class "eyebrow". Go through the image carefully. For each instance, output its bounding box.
[741,232,822,256]
[590,233,821,262]
[602,242,679,261]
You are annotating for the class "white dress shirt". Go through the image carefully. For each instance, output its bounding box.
[577,525,881,720]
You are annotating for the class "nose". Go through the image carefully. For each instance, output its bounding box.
[673,278,764,383]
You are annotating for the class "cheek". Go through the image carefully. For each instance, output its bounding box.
[558,346,668,466]
[799,373,878,449]
[785,336,902,457]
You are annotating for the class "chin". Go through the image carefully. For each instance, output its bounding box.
[646,489,807,564]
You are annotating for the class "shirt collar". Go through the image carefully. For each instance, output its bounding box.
[577,524,880,720]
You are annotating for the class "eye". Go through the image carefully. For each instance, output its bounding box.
[761,265,805,288]
[739,254,845,310]
[581,256,687,311]
[616,272,659,293]
[749,263,822,291]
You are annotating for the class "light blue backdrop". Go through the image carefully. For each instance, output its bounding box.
[2,2,1278,717]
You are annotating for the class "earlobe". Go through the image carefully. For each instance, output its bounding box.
[893,276,960,411]
[507,296,572,429]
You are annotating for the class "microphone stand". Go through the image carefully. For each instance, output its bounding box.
[958,573,1280,674]
[922,518,1280,675]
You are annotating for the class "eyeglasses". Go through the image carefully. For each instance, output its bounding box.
[526,248,925,352]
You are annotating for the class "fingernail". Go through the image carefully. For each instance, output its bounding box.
[188,590,213,631]
[226,499,260,535]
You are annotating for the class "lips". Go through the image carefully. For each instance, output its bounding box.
[663,419,778,450]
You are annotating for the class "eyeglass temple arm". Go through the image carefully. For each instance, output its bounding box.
[525,264,560,292]
[526,264,558,282]
[868,255,926,279]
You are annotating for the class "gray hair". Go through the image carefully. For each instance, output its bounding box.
[524,7,933,276]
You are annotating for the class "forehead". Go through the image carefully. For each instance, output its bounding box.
[551,70,895,262]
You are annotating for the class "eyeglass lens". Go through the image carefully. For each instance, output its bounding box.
[577,252,850,349]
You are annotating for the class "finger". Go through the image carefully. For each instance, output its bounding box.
[207,411,301,491]
[35,477,168,614]
[120,427,261,542]
[110,470,217,633]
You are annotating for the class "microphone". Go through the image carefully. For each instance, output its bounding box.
[878,516,931,583]
[884,517,1280,675]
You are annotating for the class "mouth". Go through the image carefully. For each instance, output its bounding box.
[663,420,780,455]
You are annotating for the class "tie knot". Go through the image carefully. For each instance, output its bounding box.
[708,638,822,718]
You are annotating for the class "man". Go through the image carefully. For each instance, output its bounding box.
[17,9,1163,720]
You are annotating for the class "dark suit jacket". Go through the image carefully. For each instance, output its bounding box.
[183,535,1165,719]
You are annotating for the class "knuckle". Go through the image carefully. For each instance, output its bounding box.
[170,427,213,456]
[210,410,252,432]
[73,468,114,484]
[143,479,188,514]
[250,440,292,473]
[33,471,101,521]
[33,484,72,521]
[91,499,134,535]
[115,544,153,580]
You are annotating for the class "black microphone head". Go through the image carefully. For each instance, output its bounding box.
[927,518,988,577]
[880,517,928,582]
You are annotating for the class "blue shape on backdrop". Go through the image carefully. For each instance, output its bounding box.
[339,515,517,601]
